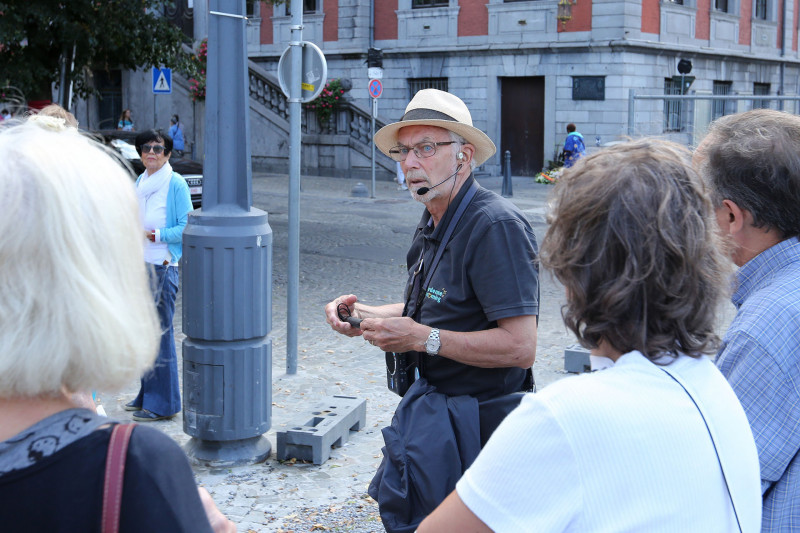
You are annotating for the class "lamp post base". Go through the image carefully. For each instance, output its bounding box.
[184,435,272,467]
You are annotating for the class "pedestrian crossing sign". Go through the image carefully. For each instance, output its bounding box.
[152,67,172,94]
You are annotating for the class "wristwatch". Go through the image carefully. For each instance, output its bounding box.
[425,328,441,356]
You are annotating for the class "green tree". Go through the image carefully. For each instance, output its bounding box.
[0,0,189,101]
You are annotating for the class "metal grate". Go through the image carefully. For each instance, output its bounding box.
[664,78,683,132]
[712,81,734,120]
[413,0,449,7]
[408,78,449,100]
[753,83,771,109]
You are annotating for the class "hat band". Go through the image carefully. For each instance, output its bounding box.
[401,108,459,123]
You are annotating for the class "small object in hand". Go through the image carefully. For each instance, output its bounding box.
[337,302,362,329]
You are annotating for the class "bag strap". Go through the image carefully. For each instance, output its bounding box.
[658,367,742,533]
[102,423,136,533]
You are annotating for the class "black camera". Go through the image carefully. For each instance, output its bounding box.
[385,351,418,397]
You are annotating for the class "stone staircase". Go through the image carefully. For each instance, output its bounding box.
[247,60,396,179]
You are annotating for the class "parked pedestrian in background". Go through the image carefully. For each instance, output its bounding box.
[169,114,185,156]
[562,122,586,168]
[694,109,800,531]
[117,108,134,131]
[0,119,234,532]
[0,109,10,121]
[420,138,762,533]
[125,129,192,422]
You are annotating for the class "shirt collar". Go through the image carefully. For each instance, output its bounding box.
[733,236,800,307]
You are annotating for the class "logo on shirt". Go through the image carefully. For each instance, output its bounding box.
[425,287,447,303]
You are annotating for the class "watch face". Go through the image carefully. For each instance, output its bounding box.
[426,330,440,354]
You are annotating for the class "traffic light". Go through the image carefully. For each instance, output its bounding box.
[367,47,383,68]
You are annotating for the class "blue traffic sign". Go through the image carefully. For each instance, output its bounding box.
[368,79,383,99]
[152,67,172,94]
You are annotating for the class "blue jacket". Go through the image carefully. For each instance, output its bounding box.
[169,124,185,151]
[136,171,192,263]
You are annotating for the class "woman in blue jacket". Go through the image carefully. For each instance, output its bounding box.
[127,129,192,421]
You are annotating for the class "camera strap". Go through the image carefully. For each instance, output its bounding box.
[406,179,479,323]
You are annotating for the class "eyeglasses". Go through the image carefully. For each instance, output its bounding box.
[388,141,457,162]
[141,144,166,154]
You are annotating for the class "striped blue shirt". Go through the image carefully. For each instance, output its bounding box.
[716,237,800,532]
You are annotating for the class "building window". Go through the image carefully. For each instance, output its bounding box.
[713,81,734,120]
[753,82,771,109]
[715,0,729,11]
[664,78,684,132]
[755,0,768,19]
[413,0,449,7]
[408,78,448,99]
[668,0,685,4]
[287,0,318,14]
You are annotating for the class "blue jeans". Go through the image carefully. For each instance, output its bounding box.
[133,264,181,416]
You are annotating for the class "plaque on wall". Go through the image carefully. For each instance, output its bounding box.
[572,76,605,101]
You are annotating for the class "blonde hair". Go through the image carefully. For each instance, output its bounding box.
[0,121,159,397]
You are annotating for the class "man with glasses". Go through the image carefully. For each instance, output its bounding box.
[324,89,539,532]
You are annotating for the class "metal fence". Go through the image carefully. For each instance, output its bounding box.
[627,91,800,147]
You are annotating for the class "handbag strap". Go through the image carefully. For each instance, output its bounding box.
[102,423,136,533]
[658,367,742,533]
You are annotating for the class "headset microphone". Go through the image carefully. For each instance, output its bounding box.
[416,164,463,196]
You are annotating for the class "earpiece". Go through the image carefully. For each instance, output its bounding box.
[457,152,464,160]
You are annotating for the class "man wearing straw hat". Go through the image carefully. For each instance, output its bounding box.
[325,89,539,531]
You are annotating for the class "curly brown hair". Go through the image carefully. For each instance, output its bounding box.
[541,138,729,362]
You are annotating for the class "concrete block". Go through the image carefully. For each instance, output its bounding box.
[276,395,367,465]
[564,344,591,373]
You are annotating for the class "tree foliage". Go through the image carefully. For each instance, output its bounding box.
[0,0,189,101]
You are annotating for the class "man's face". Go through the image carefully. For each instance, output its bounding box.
[396,125,459,203]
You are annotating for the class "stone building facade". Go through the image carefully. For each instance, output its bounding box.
[246,0,800,176]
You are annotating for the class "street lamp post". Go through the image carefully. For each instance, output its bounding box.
[181,0,273,466]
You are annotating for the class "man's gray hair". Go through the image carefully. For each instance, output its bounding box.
[699,109,800,238]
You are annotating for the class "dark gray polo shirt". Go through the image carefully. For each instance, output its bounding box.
[404,176,539,400]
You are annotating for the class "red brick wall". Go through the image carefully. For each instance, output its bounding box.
[260,2,273,45]
[458,0,488,36]
[696,0,710,40]
[559,0,592,33]
[324,0,339,41]
[739,0,752,45]
[375,0,398,40]
[641,0,660,33]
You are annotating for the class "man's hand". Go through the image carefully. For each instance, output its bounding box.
[361,316,425,353]
[325,294,363,337]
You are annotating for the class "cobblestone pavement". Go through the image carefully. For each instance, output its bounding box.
[98,173,579,532]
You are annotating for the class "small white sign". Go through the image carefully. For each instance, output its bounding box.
[372,98,378,118]
[368,67,383,80]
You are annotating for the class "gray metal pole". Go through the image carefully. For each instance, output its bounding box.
[286,0,302,374]
[371,99,376,198]
[181,0,273,466]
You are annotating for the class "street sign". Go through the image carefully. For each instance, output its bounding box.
[368,79,383,99]
[278,41,328,103]
[368,67,383,79]
[152,67,172,94]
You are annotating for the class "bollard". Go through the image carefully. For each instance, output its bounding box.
[502,150,513,197]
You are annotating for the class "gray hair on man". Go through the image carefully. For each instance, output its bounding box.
[0,121,159,397]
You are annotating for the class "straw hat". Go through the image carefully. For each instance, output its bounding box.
[374,89,497,166]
